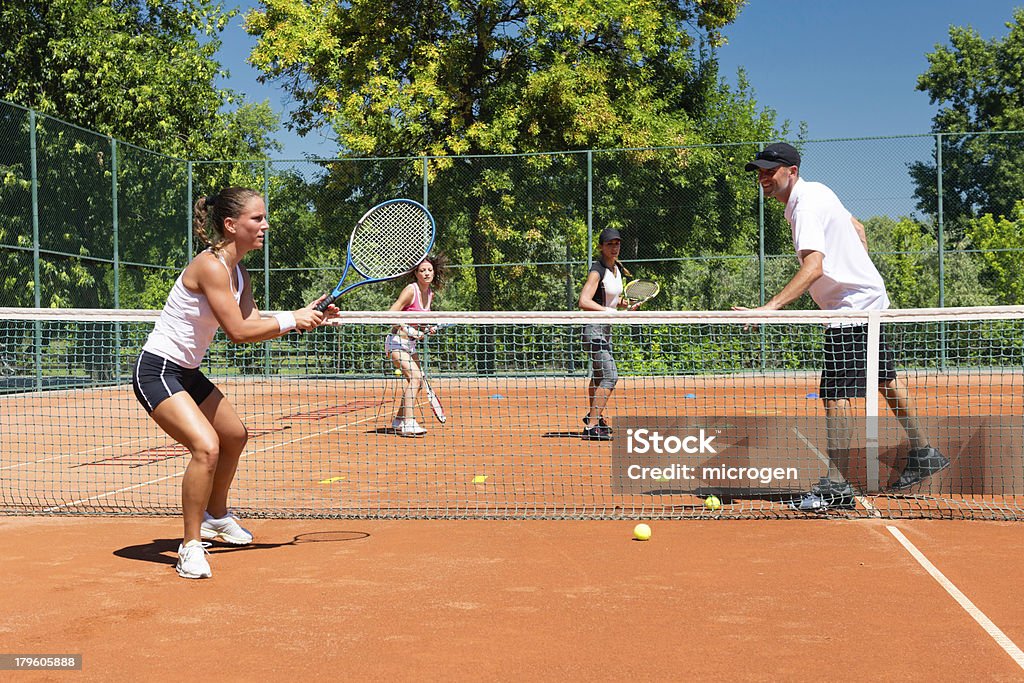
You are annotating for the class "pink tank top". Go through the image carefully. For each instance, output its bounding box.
[402,285,433,312]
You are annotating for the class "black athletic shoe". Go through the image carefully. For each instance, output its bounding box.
[891,447,950,491]
[787,477,856,512]
[582,425,612,441]
[582,416,613,433]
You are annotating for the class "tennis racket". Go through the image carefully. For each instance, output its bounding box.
[314,199,436,312]
[422,377,446,423]
[621,279,660,309]
[393,324,450,422]
[418,327,449,423]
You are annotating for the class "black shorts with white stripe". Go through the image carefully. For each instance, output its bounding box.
[132,350,216,414]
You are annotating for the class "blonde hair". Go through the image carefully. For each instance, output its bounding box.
[193,187,261,252]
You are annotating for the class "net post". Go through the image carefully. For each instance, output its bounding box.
[865,310,881,492]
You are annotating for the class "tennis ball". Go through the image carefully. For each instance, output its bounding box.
[633,523,651,541]
[393,368,403,376]
[705,495,722,511]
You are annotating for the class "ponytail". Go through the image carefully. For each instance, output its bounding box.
[192,187,261,253]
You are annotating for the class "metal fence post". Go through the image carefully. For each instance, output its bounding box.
[586,151,593,268]
[263,160,272,376]
[757,142,767,372]
[186,161,193,259]
[111,138,120,309]
[111,137,122,380]
[936,133,945,308]
[422,155,429,206]
[29,110,40,308]
[757,142,766,308]
[936,133,947,369]
[263,160,271,310]
[29,110,42,389]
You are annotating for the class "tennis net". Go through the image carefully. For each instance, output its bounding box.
[2,306,1023,519]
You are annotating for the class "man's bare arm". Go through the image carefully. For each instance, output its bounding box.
[851,217,868,251]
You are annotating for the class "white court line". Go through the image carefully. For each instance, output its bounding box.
[792,426,878,515]
[887,525,1024,671]
[0,433,165,471]
[42,409,384,512]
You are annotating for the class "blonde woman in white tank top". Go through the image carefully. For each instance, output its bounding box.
[132,187,338,579]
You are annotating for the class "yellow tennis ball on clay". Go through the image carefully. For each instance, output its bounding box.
[705,495,722,511]
[633,523,652,541]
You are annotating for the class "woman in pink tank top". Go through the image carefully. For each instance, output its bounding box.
[385,253,448,437]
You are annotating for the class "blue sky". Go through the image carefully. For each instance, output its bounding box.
[217,1,1017,159]
[714,0,1016,139]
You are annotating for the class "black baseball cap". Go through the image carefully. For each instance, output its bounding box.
[745,143,801,171]
[599,228,622,244]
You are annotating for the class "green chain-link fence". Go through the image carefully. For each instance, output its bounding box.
[2,99,1022,312]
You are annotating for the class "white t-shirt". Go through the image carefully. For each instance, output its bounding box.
[143,254,243,368]
[785,177,890,311]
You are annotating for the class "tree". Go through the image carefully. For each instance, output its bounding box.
[0,0,282,159]
[910,9,1024,236]
[964,200,1024,305]
[247,0,780,313]
[0,0,284,308]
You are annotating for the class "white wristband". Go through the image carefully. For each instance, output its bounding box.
[274,312,297,332]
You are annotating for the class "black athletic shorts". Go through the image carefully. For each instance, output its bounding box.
[820,325,897,400]
[132,350,216,414]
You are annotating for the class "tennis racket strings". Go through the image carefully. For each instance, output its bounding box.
[350,200,435,279]
[623,279,659,304]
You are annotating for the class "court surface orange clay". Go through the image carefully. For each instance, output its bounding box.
[4,372,1019,516]
[4,369,1024,678]
[3,517,1024,680]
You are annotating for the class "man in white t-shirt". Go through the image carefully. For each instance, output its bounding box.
[738,143,949,511]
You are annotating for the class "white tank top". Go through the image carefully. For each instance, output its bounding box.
[143,252,243,368]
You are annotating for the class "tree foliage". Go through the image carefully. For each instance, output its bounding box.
[963,200,1024,305]
[247,0,782,311]
[910,9,1024,234]
[0,0,288,307]
[0,0,282,159]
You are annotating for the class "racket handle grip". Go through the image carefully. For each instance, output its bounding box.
[314,293,336,313]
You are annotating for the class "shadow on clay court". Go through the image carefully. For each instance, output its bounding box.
[542,431,589,439]
[113,531,370,566]
[670,487,801,505]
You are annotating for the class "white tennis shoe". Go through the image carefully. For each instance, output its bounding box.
[391,417,404,431]
[398,419,427,437]
[201,511,254,545]
[176,540,212,579]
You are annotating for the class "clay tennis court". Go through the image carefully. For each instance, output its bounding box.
[3,373,1021,517]
[3,517,1024,679]
[3,326,1024,678]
